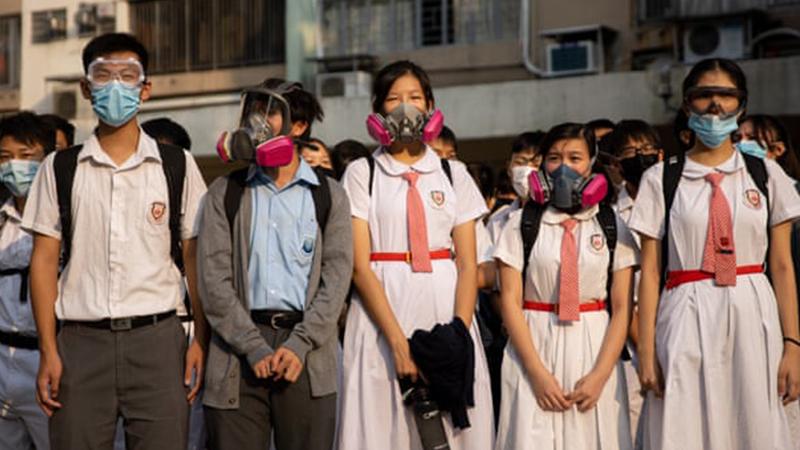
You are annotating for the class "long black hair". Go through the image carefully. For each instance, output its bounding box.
[744,114,800,180]
[371,60,434,114]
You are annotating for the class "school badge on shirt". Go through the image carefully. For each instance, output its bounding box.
[590,233,605,251]
[744,189,762,209]
[430,190,446,209]
[149,201,167,225]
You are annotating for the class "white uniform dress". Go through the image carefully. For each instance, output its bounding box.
[628,152,800,450]
[0,198,48,450]
[493,203,638,450]
[337,147,495,450]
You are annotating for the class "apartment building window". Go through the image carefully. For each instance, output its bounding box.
[32,9,67,44]
[321,0,519,56]
[0,15,20,88]
[130,0,285,74]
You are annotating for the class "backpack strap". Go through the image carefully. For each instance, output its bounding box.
[54,145,83,268]
[367,155,453,196]
[440,158,453,184]
[520,200,545,282]
[660,154,686,291]
[157,143,187,271]
[311,167,332,232]
[596,203,617,312]
[224,168,250,234]
[742,153,770,269]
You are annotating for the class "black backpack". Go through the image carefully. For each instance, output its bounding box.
[54,143,187,271]
[519,201,618,313]
[365,155,452,195]
[660,153,769,289]
[223,166,332,237]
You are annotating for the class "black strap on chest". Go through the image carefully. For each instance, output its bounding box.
[0,266,29,304]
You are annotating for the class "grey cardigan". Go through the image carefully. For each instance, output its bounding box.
[197,170,353,409]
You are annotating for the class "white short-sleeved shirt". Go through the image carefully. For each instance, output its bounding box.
[342,147,487,253]
[475,221,494,264]
[493,204,639,303]
[21,130,207,320]
[628,151,800,272]
[486,199,520,245]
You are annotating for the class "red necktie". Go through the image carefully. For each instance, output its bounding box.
[559,219,580,321]
[402,171,432,273]
[701,172,737,286]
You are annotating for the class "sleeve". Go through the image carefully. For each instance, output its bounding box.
[765,158,800,227]
[20,152,61,239]
[492,210,524,273]
[180,151,208,240]
[628,163,666,240]
[451,160,489,226]
[340,158,371,220]
[612,214,640,272]
[475,221,494,264]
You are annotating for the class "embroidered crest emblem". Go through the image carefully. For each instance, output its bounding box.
[744,189,761,209]
[150,202,167,225]
[430,190,445,207]
[591,234,605,251]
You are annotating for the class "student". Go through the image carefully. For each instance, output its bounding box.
[337,60,494,449]
[631,58,800,450]
[39,114,75,151]
[22,33,208,449]
[486,131,544,244]
[673,109,694,155]
[605,119,664,445]
[430,125,458,160]
[493,122,637,450]
[0,112,55,450]
[142,117,193,151]
[197,78,352,450]
[330,139,371,180]
[301,137,333,169]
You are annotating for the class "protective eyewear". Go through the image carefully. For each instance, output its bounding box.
[87,58,145,88]
[684,86,746,117]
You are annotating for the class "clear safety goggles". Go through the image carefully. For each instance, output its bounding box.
[238,87,294,141]
[684,86,746,118]
[86,58,145,88]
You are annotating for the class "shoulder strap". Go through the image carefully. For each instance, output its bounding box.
[597,203,617,311]
[441,158,453,184]
[520,201,545,280]
[742,153,771,268]
[54,145,83,268]
[224,168,250,234]
[660,154,686,290]
[311,168,332,232]
[157,143,187,271]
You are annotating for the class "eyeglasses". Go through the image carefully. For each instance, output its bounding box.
[619,144,660,159]
[87,58,145,88]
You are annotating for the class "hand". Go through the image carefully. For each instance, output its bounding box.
[390,338,419,382]
[638,353,664,398]
[567,370,609,412]
[271,347,303,383]
[252,354,273,379]
[36,350,63,416]
[184,339,205,404]
[778,344,800,405]
[529,368,572,412]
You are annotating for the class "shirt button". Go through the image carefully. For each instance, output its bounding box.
[228,398,236,405]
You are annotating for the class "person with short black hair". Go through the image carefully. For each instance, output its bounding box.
[142,117,192,151]
[0,111,55,450]
[330,139,370,180]
[39,113,75,151]
[430,125,458,160]
[23,33,208,450]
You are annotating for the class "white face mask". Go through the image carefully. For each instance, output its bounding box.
[511,165,534,198]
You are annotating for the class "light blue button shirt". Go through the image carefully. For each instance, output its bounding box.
[0,200,35,336]
[248,160,318,311]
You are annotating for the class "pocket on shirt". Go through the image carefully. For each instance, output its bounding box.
[295,220,317,264]
[141,198,170,236]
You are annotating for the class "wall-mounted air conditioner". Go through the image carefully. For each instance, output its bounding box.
[683,20,748,63]
[316,71,372,98]
[546,40,597,76]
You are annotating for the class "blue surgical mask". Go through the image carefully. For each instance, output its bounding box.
[91,81,142,127]
[688,113,739,149]
[0,160,41,197]
[736,140,767,159]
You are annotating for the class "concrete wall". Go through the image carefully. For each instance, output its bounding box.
[0,0,21,16]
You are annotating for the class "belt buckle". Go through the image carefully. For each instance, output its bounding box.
[405,252,411,264]
[552,303,559,315]
[270,313,287,330]
[110,317,132,331]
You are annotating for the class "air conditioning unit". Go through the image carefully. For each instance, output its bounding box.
[546,41,597,76]
[316,71,372,98]
[683,20,747,64]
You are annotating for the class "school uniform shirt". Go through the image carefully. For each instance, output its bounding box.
[628,151,800,450]
[486,198,520,245]
[337,147,495,450]
[21,130,207,321]
[248,160,318,312]
[492,204,638,450]
[476,221,494,264]
[0,198,49,450]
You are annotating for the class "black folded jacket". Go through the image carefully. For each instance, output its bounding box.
[408,317,475,429]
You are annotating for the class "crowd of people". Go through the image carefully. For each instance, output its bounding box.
[0,32,799,450]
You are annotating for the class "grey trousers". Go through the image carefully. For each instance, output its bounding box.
[50,315,189,450]
[204,324,336,450]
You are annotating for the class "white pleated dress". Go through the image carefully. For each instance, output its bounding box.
[493,204,639,450]
[628,152,800,450]
[337,148,495,450]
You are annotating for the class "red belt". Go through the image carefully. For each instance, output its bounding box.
[370,249,453,263]
[665,264,764,290]
[522,299,606,314]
